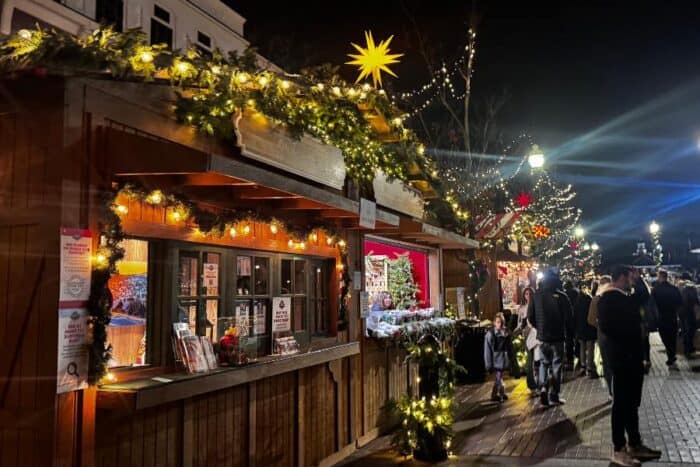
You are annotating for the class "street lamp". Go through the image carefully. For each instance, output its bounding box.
[574,226,585,238]
[528,145,545,169]
[649,221,660,235]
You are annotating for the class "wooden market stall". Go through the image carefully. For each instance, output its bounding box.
[0,74,478,467]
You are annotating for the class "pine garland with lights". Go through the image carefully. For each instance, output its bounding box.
[390,334,463,460]
[0,26,439,198]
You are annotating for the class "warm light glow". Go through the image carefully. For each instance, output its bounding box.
[105,371,117,382]
[337,239,346,248]
[649,221,660,235]
[591,243,600,251]
[280,80,290,89]
[140,51,154,63]
[270,223,278,234]
[583,243,591,251]
[211,65,221,75]
[536,271,544,280]
[574,226,585,238]
[176,61,190,73]
[229,227,237,238]
[332,86,342,96]
[146,190,163,205]
[258,75,268,86]
[93,253,108,268]
[287,239,294,248]
[171,211,182,222]
[237,72,248,83]
[18,29,32,40]
[242,225,251,235]
[528,152,545,168]
[309,232,318,242]
[114,204,128,215]
[392,117,402,126]
[417,144,425,155]
[327,236,333,245]
[346,31,403,88]
[299,242,306,249]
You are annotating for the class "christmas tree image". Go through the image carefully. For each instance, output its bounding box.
[387,254,420,309]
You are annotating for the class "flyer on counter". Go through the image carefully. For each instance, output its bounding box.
[56,308,89,394]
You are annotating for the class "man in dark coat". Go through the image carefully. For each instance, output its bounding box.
[679,273,698,356]
[563,282,580,372]
[652,270,682,367]
[528,271,572,407]
[572,285,596,377]
[598,265,661,466]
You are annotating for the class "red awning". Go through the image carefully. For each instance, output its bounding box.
[474,212,522,240]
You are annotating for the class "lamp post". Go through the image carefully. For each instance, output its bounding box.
[528,145,545,169]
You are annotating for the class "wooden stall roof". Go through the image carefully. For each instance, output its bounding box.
[97,342,359,412]
[370,217,480,249]
[105,126,399,229]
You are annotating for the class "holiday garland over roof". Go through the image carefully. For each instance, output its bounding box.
[0,26,437,197]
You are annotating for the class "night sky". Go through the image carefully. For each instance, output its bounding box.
[233,1,700,264]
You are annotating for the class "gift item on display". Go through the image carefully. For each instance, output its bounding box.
[273,336,300,355]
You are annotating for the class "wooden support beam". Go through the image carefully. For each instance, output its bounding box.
[275,199,328,210]
[234,186,300,199]
[321,209,358,219]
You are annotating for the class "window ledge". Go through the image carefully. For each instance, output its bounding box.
[97,341,359,412]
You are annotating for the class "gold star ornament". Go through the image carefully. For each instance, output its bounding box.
[346,31,403,88]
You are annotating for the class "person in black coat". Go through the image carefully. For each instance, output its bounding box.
[572,286,597,377]
[528,271,572,407]
[598,265,661,465]
[652,270,682,367]
[679,273,698,356]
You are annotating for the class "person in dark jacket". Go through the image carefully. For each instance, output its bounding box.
[652,270,682,367]
[679,274,698,356]
[573,286,597,377]
[598,265,661,466]
[528,271,572,406]
[630,268,652,373]
[563,282,580,372]
[484,313,514,402]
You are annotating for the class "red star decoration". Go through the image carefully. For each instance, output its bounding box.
[516,191,534,209]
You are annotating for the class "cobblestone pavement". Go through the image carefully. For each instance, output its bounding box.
[338,334,700,466]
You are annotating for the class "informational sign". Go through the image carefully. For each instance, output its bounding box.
[456,287,467,320]
[359,198,376,229]
[272,297,291,333]
[203,263,219,289]
[360,291,371,318]
[57,308,89,394]
[254,302,266,335]
[353,270,362,290]
[235,302,251,335]
[59,228,92,303]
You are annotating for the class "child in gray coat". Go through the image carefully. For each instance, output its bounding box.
[484,313,514,402]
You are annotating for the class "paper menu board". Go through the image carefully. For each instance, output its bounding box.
[272,297,291,333]
[203,263,219,289]
[59,228,92,303]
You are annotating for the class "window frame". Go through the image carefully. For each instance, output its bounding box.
[150,3,173,49]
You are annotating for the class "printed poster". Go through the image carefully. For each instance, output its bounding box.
[254,301,266,335]
[56,308,89,394]
[272,297,291,333]
[456,287,467,320]
[235,302,251,335]
[203,263,219,289]
[360,291,370,318]
[59,228,92,303]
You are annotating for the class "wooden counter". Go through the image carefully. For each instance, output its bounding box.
[97,342,359,412]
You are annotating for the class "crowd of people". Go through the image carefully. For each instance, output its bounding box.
[483,266,699,466]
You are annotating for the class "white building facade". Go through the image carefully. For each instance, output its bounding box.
[1,0,249,57]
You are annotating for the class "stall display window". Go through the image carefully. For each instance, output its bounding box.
[107,238,149,368]
[236,256,252,295]
[281,258,308,334]
[311,261,329,335]
[254,257,269,295]
[176,250,221,340]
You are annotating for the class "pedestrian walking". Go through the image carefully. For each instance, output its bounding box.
[679,273,698,357]
[517,287,539,392]
[598,265,661,467]
[564,281,581,372]
[652,270,682,368]
[572,284,597,378]
[589,275,613,394]
[528,271,572,407]
[630,268,653,373]
[484,312,515,402]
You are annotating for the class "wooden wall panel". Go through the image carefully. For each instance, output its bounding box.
[0,86,63,467]
[361,343,387,433]
[301,365,336,466]
[253,372,295,467]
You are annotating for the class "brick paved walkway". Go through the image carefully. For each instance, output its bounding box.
[338,334,700,466]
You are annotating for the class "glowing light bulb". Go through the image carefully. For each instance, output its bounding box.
[146,191,162,205]
[258,75,268,86]
[288,239,294,248]
[114,204,128,215]
[211,65,221,74]
[270,224,278,234]
[242,225,251,235]
[229,227,237,238]
[337,239,346,248]
[140,51,154,63]
[649,221,660,235]
[237,72,248,83]
[176,61,189,73]
[332,86,341,96]
[281,80,290,89]
[327,237,333,245]
[18,29,32,40]
[171,211,182,222]
[309,232,318,242]
[299,242,306,249]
